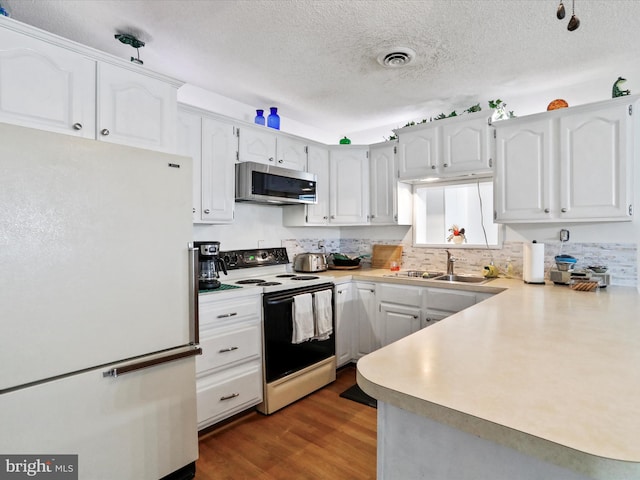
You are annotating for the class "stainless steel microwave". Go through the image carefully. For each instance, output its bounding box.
[235,161,317,205]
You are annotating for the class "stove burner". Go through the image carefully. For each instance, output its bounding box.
[291,275,320,281]
[259,282,282,286]
[236,279,266,284]
[275,274,296,278]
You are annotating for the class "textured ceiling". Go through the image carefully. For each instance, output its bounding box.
[4,0,640,142]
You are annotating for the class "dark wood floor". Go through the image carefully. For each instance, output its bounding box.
[195,365,377,479]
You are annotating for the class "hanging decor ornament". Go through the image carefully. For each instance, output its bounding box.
[557,0,580,31]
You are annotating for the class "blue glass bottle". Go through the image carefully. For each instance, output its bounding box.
[267,107,280,130]
[254,109,265,126]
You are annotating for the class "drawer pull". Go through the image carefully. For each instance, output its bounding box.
[220,393,240,401]
[218,346,239,353]
[217,312,238,318]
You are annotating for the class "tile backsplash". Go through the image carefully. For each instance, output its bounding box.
[282,239,637,287]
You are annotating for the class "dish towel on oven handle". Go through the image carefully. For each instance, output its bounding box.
[292,293,314,344]
[312,289,333,341]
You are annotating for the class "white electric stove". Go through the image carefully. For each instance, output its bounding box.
[219,247,334,293]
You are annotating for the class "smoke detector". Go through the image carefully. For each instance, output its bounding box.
[377,47,416,68]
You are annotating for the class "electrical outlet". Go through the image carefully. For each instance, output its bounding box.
[560,229,570,242]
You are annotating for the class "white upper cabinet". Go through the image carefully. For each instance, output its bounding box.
[494,116,552,222]
[0,19,182,153]
[494,96,635,223]
[176,109,203,222]
[559,102,632,220]
[177,105,236,224]
[304,144,331,224]
[397,124,439,179]
[0,24,96,138]
[237,125,307,170]
[396,112,492,180]
[200,116,236,223]
[329,146,370,224]
[97,63,177,153]
[369,142,396,224]
[441,114,492,175]
[283,144,369,226]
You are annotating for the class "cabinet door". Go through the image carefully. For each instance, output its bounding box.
[494,117,553,222]
[369,143,397,224]
[0,27,95,138]
[330,147,369,224]
[355,283,378,357]
[305,144,331,224]
[335,283,353,367]
[397,126,439,179]
[97,63,177,153]
[176,109,202,222]
[277,135,307,170]
[379,302,421,347]
[237,125,277,165]
[559,103,632,220]
[441,115,492,175]
[200,117,236,223]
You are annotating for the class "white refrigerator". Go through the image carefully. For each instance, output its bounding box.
[0,122,199,479]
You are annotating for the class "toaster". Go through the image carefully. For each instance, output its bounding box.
[293,253,328,272]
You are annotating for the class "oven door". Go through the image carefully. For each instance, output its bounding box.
[262,283,335,383]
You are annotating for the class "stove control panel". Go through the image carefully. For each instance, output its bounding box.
[221,248,290,270]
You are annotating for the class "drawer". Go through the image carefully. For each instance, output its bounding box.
[199,295,261,327]
[197,322,261,374]
[377,283,423,307]
[427,288,476,312]
[197,364,262,429]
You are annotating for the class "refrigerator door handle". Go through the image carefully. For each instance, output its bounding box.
[188,244,200,345]
[103,347,202,378]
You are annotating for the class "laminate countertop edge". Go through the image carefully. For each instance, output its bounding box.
[354,278,640,479]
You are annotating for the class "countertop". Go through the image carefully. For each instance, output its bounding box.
[348,271,640,478]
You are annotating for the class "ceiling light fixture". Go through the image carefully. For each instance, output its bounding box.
[114,33,145,64]
[377,47,416,68]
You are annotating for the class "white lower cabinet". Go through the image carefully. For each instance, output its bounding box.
[196,292,262,430]
[335,282,354,367]
[377,283,424,348]
[379,302,422,347]
[354,282,378,358]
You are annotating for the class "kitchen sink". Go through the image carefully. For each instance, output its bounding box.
[383,271,445,279]
[433,274,491,284]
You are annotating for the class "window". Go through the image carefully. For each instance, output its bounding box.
[413,178,501,247]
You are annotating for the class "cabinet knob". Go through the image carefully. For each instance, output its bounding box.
[192,208,196,213]
[73,122,83,131]
[544,208,550,213]
[323,216,328,220]
[431,165,437,170]
[370,214,375,219]
[443,163,448,168]
[330,215,336,219]
[268,157,274,162]
[561,208,567,213]
[278,159,284,163]
[100,128,110,136]
[204,209,211,214]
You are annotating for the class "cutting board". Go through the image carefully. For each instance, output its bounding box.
[371,245,403,269]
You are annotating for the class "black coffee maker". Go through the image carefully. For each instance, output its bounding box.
[194,241,227,290]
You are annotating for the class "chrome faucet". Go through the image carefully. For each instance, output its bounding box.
[446,250,456,275]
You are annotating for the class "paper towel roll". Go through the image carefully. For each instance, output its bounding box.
[523,241,545,284]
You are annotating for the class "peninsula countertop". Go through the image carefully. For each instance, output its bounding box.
[350,275,640,478]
